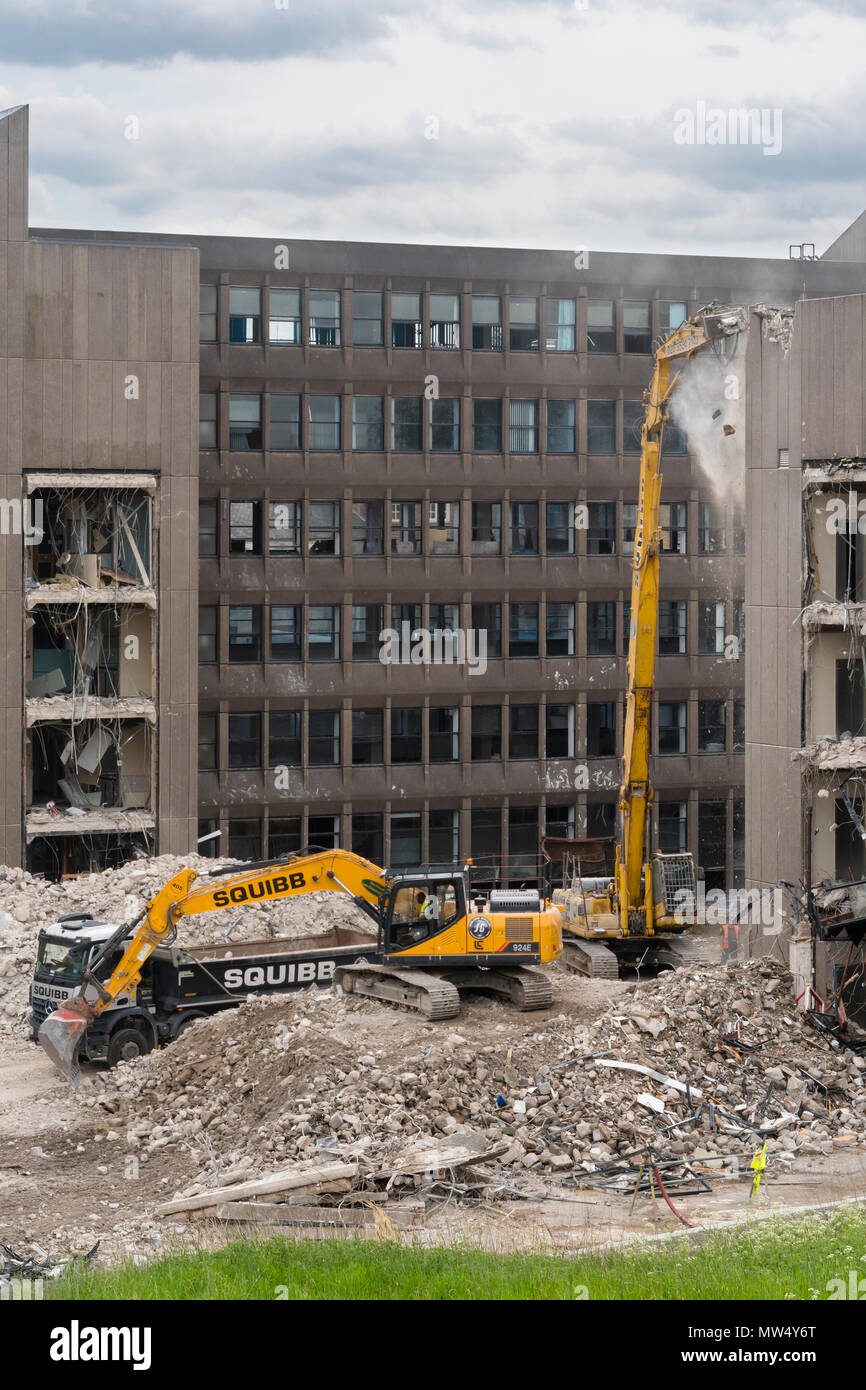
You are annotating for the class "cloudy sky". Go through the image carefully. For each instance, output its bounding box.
[1,0,865,257]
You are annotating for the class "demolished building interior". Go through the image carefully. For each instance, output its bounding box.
[22,482,157,876]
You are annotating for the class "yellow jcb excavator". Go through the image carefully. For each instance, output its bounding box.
[554,304,747,978]
[38,849,563,1084]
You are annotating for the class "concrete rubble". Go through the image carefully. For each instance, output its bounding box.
[68,954,866,1237]
[0,853,370,1035]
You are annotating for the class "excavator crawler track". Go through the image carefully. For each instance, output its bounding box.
[654,936,716,969]
[561,938,621,979]
[440,966,554,1011]
[335,964,461,1020]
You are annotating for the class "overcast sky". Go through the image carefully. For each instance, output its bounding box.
[1,0,864,258]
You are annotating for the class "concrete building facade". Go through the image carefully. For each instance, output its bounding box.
[5,102,866,886]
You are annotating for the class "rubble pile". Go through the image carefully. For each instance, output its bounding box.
[0,854,370,1034]
[85,958,866,1223]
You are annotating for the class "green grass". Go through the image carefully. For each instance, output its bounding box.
[49,1206,866,1300]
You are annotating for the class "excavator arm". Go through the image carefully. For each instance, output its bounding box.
[617,305,746,934]
[38,850,392,1084]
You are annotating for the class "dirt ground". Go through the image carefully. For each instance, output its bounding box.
[3,947,866,1267]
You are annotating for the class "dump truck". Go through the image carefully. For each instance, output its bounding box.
[36,848,563,1082]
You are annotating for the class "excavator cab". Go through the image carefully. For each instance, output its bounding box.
[384,872,467,954]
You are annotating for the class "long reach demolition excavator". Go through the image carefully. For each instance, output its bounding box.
[37,850,562,1083]
[554,303,747,979]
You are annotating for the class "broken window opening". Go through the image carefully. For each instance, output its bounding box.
[27,487,153,590]
[27,719,152,815]
[26,831,154,880]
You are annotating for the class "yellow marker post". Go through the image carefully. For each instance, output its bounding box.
[750,1141,768,1198]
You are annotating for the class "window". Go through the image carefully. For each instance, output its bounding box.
[587,803,615,839]
[587,601,616,656]
[391,292,422,348]
[545,297,575,351]
[351,501,384,556]
[587,701,615,757]
[699,501,725,554]
[352,709,383,765]
[268,289,301,345]
[309,605,340,660]
[472,296,502,350]
[547,400,575,452]
[352,396,384,451]
[269,501,301,555]
[472,602,501,658]
[270,710,301,767]
[430,810,459,863]
[509,602,539,657]
[546,502,574,554]
[660,502,687,554]
[699,800,727,891]
[623,301,651,354]
[546,805,576,839]
[658,701,686,754]
[229,501,262,555]
[270,394,301,450]
[228,394,262,450]
[269,818,302,859]
[228,818,262,860]
[353,291,383,346]
[429,707,459,762]
[587,299,615,353]
[509,296,538,351]
[352,604,384,660]
[229,287,261,344]
[623,400,644,454]
[430,293,460,348]
[309,709,340,766]
[587,400,616,454]
[228,713,261,769]
[663,420,687,455]
[199,501,217,557]
[623,599,632,650]
[698,600,725,655]
[390,812,422,867]
[198,713,217,771]
[587,502,615,556]
[198,606,217,663]
[198,819,220,858]
[228,606,261,663]
[509,400,538,453]
[472,806,501,858]
[308,501,340,555]
[391,501,422,555]
[658,801,687,854]
[308,395,341,451]
[270,605,301,662]
[429,602,459,637]
[510,705,538,759]
[698,700,726,752]
[352,811,383,863]
[659,600,687,655]
[733,699,745,752]
[623,503,637,556]
[309,814,340,849]
[429,502,460,555]
[510,501,538,554]
[472,706,501,761]
[391,707,422,763]
[430,398,460,451]
[546,602,575,656]
[391,397,422,451]
[199,392,217,449]
[509,806,538,863]
[200,284,217,342]
[394,603,422,637]
[471,501,501,554]
[309,290,340,347]
[473,399,502,451]
[660,301,688,334]
[546,704,573,758]
[733,599,745,654]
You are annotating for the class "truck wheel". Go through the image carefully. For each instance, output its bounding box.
[106,1027,152,1068]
